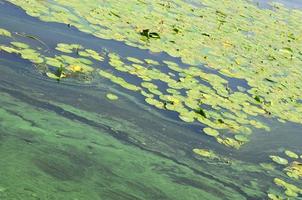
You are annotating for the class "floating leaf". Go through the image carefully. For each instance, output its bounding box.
[11,42,29,49]
[0,28,11,37]
[234,134,249,142]
[106,93,119,100]
[284,161,302,180]
[193,148,217,159]
[270,155,288,165]
[203,127,219,137]
[284,150,299,159]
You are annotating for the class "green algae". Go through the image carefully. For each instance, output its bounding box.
[260,163,275,171]
[1,4,302,199]
[0,56,299,200]
[0,89,249,200]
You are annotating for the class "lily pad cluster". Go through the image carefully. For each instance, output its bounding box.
[8,0,302,149]
[100,52,271,148]
[0,31,279,148]
[268,149,302,199]
[9,0,302,128]
[0,34,103,82]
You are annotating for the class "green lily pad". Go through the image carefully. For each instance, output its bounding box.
[234,134,249,142]
[193,148,217,159]
[284,150,299,159]
[270,155,288,165]
[0,28,11,37]
[106,93,118,100]
[203,127,219,137]
[11,42,29,49]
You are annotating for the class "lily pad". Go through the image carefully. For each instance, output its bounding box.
[234,134,249,142]
[193,148,217,159]
[284,150,299,159]
[270,156,288,165]
[106,93,119,100]
[203,127,219,137]
[0,28,11,37]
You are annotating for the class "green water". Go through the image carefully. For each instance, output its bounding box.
[1,1,302,200]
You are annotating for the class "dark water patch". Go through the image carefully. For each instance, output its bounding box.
[232,119,302,163]
[33,146,94,181]
[253,0,302,10]
[34,156,85,181]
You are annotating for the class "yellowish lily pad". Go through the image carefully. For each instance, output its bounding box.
[106,93,119,100]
